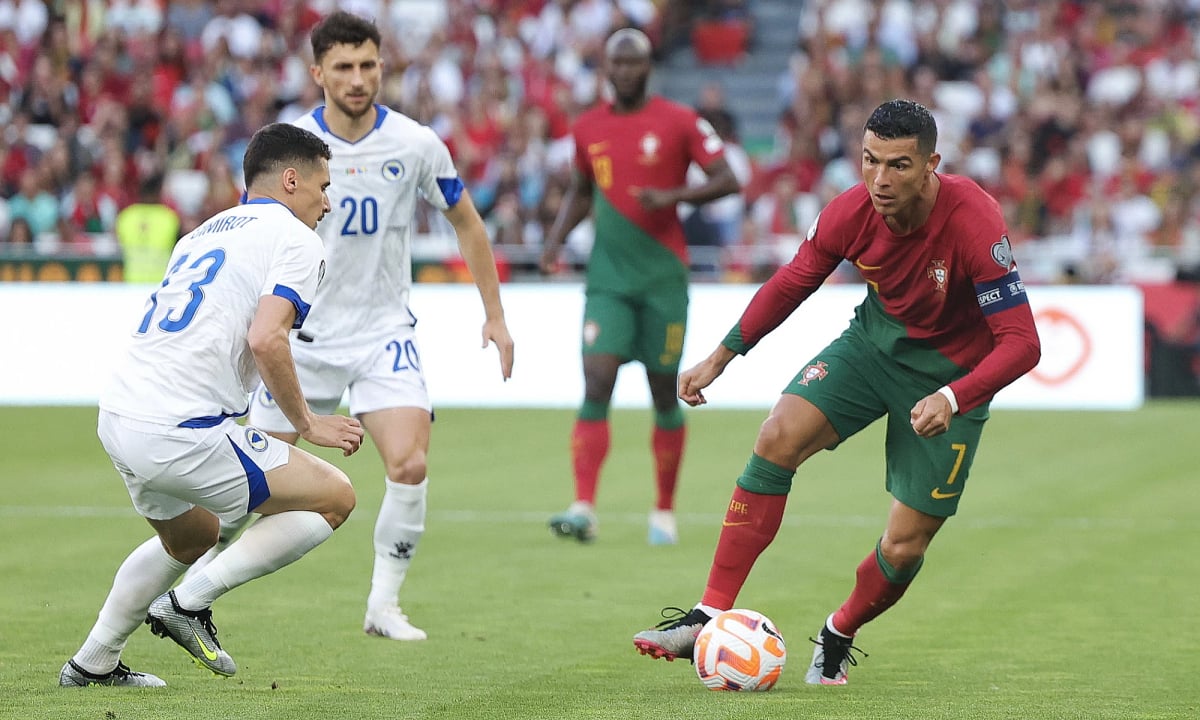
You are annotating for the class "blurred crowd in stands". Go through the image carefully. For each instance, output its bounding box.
[753,0,1200,288]
[0,0,1199,294]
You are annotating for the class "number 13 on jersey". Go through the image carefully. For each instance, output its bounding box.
[137,249,227,334]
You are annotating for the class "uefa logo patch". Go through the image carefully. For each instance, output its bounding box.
[244,427,269,452]
[382,159,405,182]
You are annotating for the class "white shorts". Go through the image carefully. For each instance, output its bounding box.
[248,326,431,433]
[98,410,291,522]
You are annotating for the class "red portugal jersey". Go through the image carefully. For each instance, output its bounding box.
[572,96,725,293]
[724,174,1041,413]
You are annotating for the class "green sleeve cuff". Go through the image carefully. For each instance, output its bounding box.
[722,324,753,355]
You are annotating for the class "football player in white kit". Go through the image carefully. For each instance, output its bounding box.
[236,11,514,642]
[60,123,365,688]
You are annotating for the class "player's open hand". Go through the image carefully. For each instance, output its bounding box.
[303,414,365,456]
[909,392,952,438]
[482,318,515,380]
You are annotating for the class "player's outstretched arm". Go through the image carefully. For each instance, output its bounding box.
[444,190,515,380]
[248,296,364,455]
[678,344,738,407]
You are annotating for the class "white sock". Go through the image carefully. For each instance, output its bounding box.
[696,603,724,619]
[73,536,187,674]
[173,511,332,610]
[826,613,853,638]
[367,478,427,610]
[179,514,256,585]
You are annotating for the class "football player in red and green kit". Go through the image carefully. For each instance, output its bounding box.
[540,28,740,546]
[632,99,1041,684]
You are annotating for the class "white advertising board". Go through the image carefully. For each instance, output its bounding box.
[0,283,1142,410]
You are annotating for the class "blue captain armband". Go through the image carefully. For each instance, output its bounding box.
[975,270,1028,316]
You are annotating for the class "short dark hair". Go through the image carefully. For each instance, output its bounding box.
[310,11,382,63]
[865,99,938,156]
[243,123,331,189]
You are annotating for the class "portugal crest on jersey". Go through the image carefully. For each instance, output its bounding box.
[927,259,948,293]
[798,361,828,386]
[638,133,660,164]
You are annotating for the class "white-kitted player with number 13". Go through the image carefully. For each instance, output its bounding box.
[60,123,364,688]
[237,11,514,642]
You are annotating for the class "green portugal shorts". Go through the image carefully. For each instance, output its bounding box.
[783,328,989,517]
[581,287,688,375]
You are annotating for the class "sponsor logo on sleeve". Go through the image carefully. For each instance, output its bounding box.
[697,117,724,153]
[991,235,1014,269]
[804,212,821,243]
[976,287,1003,307]
[975,269,1030,315]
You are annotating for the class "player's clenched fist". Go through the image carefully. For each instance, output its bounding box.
[909,393,952,438]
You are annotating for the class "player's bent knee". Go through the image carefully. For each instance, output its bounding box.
[385,453,427,486]
[323,469,356,529]
[879,537,926,570]
[754,416,808,468]
[755,405,837,467]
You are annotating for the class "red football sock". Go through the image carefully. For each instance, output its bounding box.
[700,486,787,610]
[652,425,685,511]
[831,550,913,636]
[571,419,609,505]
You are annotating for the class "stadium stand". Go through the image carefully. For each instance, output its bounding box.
[0,0,1196,299]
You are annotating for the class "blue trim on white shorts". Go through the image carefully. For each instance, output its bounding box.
[227,437,271,512]
[178,408,248,428]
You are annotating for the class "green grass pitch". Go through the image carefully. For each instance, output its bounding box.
[1,403,1197,719]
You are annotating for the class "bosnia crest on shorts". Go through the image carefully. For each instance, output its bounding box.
[244,427,269,452]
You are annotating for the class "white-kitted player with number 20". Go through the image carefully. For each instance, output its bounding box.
[60,123,365,688]
[237,11,513,642]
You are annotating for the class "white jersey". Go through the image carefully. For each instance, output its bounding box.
[293,104,463,343]
[100,199,325,426]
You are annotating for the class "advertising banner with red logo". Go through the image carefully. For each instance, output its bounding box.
[0,284,1142,409]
